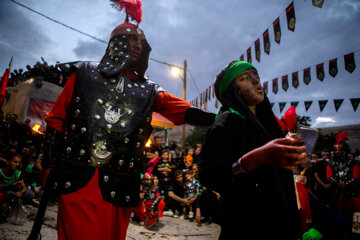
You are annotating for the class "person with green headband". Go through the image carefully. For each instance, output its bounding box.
[199,60,307,239]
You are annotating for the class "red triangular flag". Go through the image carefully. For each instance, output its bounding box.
[0,68,10,105]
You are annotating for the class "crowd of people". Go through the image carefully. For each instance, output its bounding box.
[6,59,66,88]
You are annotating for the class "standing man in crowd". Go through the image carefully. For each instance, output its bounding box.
[30,1,215,239]
[199,61,307,239]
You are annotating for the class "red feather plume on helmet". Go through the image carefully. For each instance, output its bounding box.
[335,131,349,144]
[110,0,143,24]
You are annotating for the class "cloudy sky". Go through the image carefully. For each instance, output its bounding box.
[1,0,359,128]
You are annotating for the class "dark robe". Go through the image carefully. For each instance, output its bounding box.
[199,82,300,239]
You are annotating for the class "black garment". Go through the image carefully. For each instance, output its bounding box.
[199,81,300,239]
[167,181,185,212]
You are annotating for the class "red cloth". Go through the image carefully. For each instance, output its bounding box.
[45,72,191,132]
[295,181,312,234]
[57,168,132,240]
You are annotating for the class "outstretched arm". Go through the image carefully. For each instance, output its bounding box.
[153,91,215,126]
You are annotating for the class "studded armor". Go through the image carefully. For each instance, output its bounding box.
[52,61,163,207]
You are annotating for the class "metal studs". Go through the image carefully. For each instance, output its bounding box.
[114,47,118,51]
[104,176,109,182]
[115,58,119,62]
[139,128,143,134]
[104,67,108,70]
[71,124,76,130]
[66,147,72,153]
[110,78,116,83]
[129,162,134,168]
[110,89,114,92]
[114,37,118,41]
[136,142,140,148]
[124,138,129,144]
[111,191,116,198]
[53,182,57,189]
[75,109,80,115]
[126,28,131,32]
[75,96,80,102]
[140,85,145,88]
[125,55,130,58]
[127,110,132,115]
[119,51,124,56]
[65,64,70,68]
[80,149,85,155]
[81,127,86,133]
[126,196,130,202]
[97,99,103,104]
[65,182,71,189]
[120,122,125,128]
[100,145,107,151]
[107,124,112,129]
[94,115,100,120]
[132,92,135,95]
[134,83,138,87]
[127,84,132,88]
[92,143,96,148]
[119,159,124,166]
[87,159,91,163]
[104,82,107,85]
[106,62,110,65]
[94,76,98,80]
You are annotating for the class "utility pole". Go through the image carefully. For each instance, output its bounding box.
[182,60,187,149]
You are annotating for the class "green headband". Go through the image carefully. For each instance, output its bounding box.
[219,61,256,97]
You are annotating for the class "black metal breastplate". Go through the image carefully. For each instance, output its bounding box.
[55,61,162,207]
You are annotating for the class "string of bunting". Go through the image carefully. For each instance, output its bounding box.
[191,0,326,108]
[270,98,360,113]
[263,50,358,94]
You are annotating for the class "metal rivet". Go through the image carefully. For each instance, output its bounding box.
[119,160,124,166]
[87,159,91,163]
[94,115,100,120]
[126,196,130,202]
[126,28,131,32]
[111,89,114,92]
[139,128,143,134]
[114,47,118,51]
[94,76,98,79]
[130,162,134,168]
[107,124,112,129]
[140,85,145,88]
[106,62,110,65]
[132,92,135,95]
[65,64,70,68]
[71,124,76,130]
[66,147,72,153]
[100,145,107,150]
[125,55,129,58]
[53,182,57,189]
[97,162,101,165]
[81,127,86,133]
[92,143,96,148]
[75,109,80,115]
[104,82,107,85]
[97,99,103,104]
[75,96,80,102]
[124,138,129,144]
[104,176,109,182]
[80,149,85,155]
[120,122,125,128]
[127,84,132,88]
[134,83,138,87]
[111,78,116,83]
[136,142,140,148]
[111,191,116,198]
[104,67,108,70]
[65,182,71,189]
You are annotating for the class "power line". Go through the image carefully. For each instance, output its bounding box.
[187,68,201,95]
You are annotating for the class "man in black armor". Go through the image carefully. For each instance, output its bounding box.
[31,1,215,239]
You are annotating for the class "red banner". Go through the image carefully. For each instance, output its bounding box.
[26,98,54,133]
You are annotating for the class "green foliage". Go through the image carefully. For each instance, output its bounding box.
[185,126,209,147]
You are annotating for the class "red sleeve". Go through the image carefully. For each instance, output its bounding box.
[45,72,76,133]
[353,164,360,180]
[153,91,191,125]
[326,165,333,181]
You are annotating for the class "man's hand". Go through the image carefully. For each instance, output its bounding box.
[182,198,191,206]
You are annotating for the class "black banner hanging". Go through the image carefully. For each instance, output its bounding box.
[291,101,299,107]
[273,17,281,44]
[292,72,299,88]
[312,0,324,8]
[196,97,199,108]
[240,55,244,61]
[303,67,311,85]
[271,102,274,108]
[255,39,261,62]
[350,98,360,112]
[279,102,287,113]
[200,92,203,107]
[208,86,211,101]
[247,47,252,63]
[329,58,338,77]
[305,101,313,112]
[316,63,325,81]
[205,89,208,104]
[263,29,271,55]
[344,52,356,73]
[286,2,296,32]
[272,78,278,94]
[333,99,344,112]
[263,81,268,95]
[318,100,328,112]
[282,75,289,91]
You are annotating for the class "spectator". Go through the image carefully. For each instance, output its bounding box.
[167,170,190,219]
[182,170,198,220]
[184,147,194,170]
[193,146,201,165]
[154,149,175,201]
